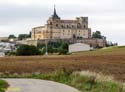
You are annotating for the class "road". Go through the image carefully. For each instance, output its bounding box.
[3,79,80,92]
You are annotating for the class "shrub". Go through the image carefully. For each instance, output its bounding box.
[16,45,41,56]
[58,42,68,54]
[8,52,17,56]
[58,49,68,55]
[0,80,9,92]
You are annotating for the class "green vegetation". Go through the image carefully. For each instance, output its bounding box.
[0,80,8,92]
[102,46,125,49]
[38,41,69,55]
[10,41,69,56]
[28,70,125,92]
[92,31,105,39]
[58,42,68,54]
[18,34,30,40]
[1,69,124,92]
[8,34,16,39]
[29,70,125,92]
[16,45,41,56]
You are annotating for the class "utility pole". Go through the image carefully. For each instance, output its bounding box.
[45,39,48,55]
[45,29,48,55]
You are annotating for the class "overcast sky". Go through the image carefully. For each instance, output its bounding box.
[0,0,125,45]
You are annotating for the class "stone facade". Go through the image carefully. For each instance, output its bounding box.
[32,7,91,40]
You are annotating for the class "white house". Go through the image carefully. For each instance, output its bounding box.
[0,42,16,53]
[69,43,92,53]
[0,52,5,57]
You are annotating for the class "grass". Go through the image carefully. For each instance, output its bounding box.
[73,46,125,56]
[29,70,125,92]
[0,80,9,92]
[1,69,124,92]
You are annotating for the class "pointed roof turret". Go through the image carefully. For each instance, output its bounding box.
[52,5,60,20]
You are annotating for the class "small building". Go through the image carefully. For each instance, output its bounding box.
[0,52,5,57]
[0,37,8,41]
[69,43,92,53]
[0,42,17,54]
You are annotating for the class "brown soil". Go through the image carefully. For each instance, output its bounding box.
[0,54,125,82]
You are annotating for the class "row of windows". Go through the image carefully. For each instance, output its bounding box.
[34,30,87,34]
[62,30,86,32]
[55,24,87,29]
[62,32,86,36]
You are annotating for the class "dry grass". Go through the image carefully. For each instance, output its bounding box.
[75,71,114,82]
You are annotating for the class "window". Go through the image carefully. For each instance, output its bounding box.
[84,25,86,28]
[77,23,81,28]
[56,24,58,27]
[73,35,76,38]
[84,18,86,22]
[50,22,52,25]
[62,25,64,28]
[67,25,69,28]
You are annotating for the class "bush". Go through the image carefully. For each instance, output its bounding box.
[37,42,69,55]
[0,80,9,92]
[27,70,124,92]
[8,52,17,56]
[16,45,41,56]
[39,47,46,55]
[58,42,68,55]
[58,49,68,55]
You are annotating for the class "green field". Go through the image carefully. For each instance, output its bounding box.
[73,46,125,56]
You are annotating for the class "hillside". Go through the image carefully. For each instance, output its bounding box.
[0,46,125,82]
[73,46,125,56]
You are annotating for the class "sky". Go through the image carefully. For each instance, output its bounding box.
[0,0,125,45]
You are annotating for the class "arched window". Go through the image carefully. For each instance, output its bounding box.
[50,22,52,25]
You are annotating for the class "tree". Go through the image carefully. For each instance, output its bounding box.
[8,35,16,39]
[59,42,68,54]
[16,45,40,56]
[18,34,30,40]
[92,31,103,39]
[29,31,32,38]
[37,41,69,55]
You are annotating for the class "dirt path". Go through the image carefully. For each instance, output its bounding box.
[3,79,80,92]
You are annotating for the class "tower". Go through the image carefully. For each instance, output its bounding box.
[52,5,60,20]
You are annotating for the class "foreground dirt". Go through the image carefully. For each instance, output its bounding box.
[0,54,125,82]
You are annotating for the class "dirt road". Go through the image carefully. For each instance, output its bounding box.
[3,79,80,92]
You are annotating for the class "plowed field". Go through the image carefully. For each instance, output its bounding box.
[0,46,125,81]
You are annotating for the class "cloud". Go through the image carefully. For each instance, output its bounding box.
[0,0,125,45]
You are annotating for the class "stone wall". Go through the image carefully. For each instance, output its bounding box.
[16,38,107,48]
[16,40,38,46]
